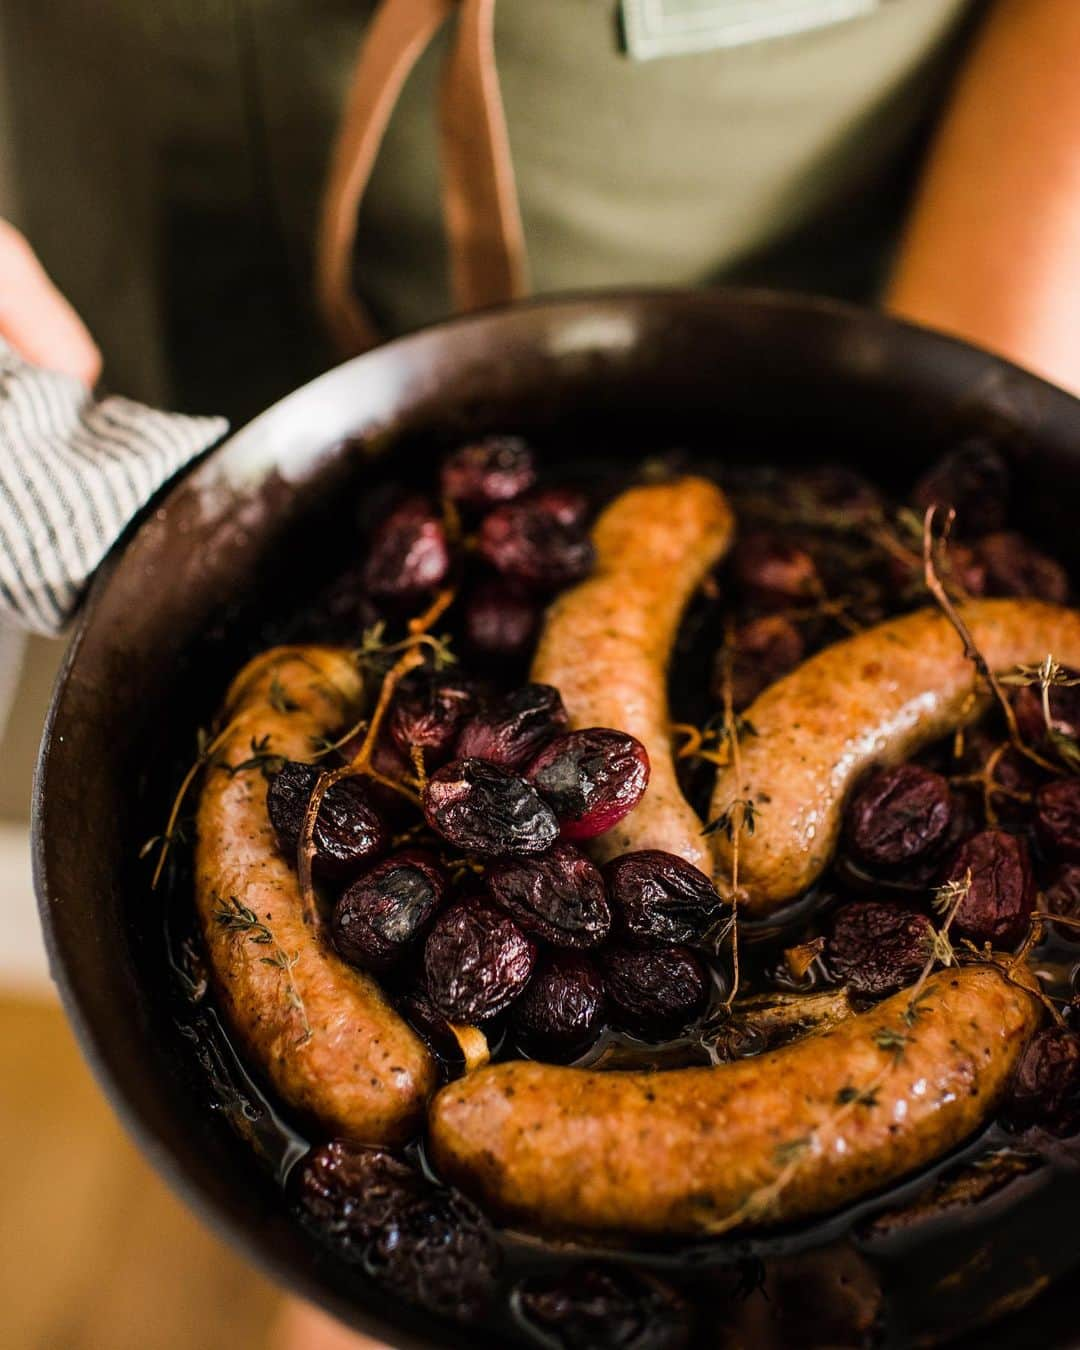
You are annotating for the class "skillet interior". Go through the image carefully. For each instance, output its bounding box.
[32,290,1080,1349]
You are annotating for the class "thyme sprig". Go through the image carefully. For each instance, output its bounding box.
[1000,655,1080,774]
[212,896,312,1044]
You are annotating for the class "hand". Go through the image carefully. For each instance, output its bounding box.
[0,220,101,386]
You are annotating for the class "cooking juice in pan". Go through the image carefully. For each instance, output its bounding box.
[155,438,1080,1348]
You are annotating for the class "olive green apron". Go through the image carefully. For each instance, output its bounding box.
[0,0,977,415]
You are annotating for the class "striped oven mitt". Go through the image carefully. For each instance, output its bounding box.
[0,339,226,634]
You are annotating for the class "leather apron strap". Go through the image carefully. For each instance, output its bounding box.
[316,0,526,356]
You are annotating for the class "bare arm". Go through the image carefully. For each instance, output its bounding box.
[887,0,1080,395]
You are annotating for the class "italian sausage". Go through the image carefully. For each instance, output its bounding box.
[428,965,1039,1236]
[711,599,1080,913]
[195,646,438,1145]
[532,477,734,868]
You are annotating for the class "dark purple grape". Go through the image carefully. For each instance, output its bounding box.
[388,668,479,767]
[845,764,953,868]
[528,485,591,528]
[912,441,1009,537]
[478,494,594,591]
[1012,666,1080,747]
[266,761,386,878]
[512,952,606,1054]
[601,945,708,1037]
[527,729,650,841]
[363,495,450,603]
[332,850,447,972]
[292,1141,425,1253]
[1006,1027,1080,1134]
[734,531,819,611]
[604,850,726,949]
[974,532,1068,603]
[946,829,1035,950]
[424,897,536,1021]
[456,683,568,770]
[486,842,611,947]
[517,1264,691,1350]
[721,615,805,710]
[365,1188,500,1324]
[464,578,540,661]
[826,902,934,996]
[423,757,559,856]
[440,435,536,509]
[1043,863,1080,936]
[1035,779,1080,860]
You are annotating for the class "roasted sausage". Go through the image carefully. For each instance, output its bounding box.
[195,646,438,1145]
[531,477,734,868]
[711,599,1080,913]
[428,965,1039,1235]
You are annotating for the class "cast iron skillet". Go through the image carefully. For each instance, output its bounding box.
[31,291,1080,1349]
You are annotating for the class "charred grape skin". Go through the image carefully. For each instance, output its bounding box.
[477,494,595,591]
[388,669,480,767]
[486,842,611,948]
[733,530,819,611]
[439,435,536,509]
[422,757,559,857]
[601,944,708,1038]
[516,1265,692,1350]
[974,531,1069,604]
[1006,1027,1080,1134]
[291,1141,426,1254]
[604,850,726,950]
[946,829,1035,950]
[463,578,540,662]
[721,615,805,711]
[363,495,450,603]
[912,441,1009,538]
[826,902,934,997]
[365,1188,501,1325]
[266,761,386,879]
[511,952,607,1055]
[526,729,650,841]
[424,897,536,1022]
[1035,779,1080,860]
[456,682,569,770]
[845,764,953,869]
[332,851,447,973]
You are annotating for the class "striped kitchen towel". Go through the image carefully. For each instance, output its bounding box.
[0,339,226,634]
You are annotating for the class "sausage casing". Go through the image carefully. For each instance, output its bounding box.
[194,646,437,1145]
[428,965,1038,1235]
[532,477,734,868]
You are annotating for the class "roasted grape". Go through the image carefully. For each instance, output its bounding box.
[456,683,568,769]
[1035,779,1080,860]
[734,530,819,611]
[266,761,386,878]
[423,757,559,856]
[464,578,539,661]
[826,902,934,996]
[517,1265,691,1350]
[845,764,952,869]
[975,531,1068,603]
[721,615,805,710]
[424,897,536,1022]
[440,435,536,509]
[604,849,726,949]
[388,669,480,767]
[601,945,708,1038]
[1006,1027,1080,1134]
[946,829,1035,950]
[292,1141,425,1254]
[486,842,611,947]
[332,850,447,972]
[478,494,594,590]
[527,729,650,840]
[363,495,450,603]
[512,951,606,1054]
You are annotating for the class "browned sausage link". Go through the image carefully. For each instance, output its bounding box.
[711,599,1080,913]
[428,965,1039,1236]
[531,477,735,867]
[195,645,437,1146]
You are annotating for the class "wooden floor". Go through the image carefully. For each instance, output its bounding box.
[0,997,284,1350]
